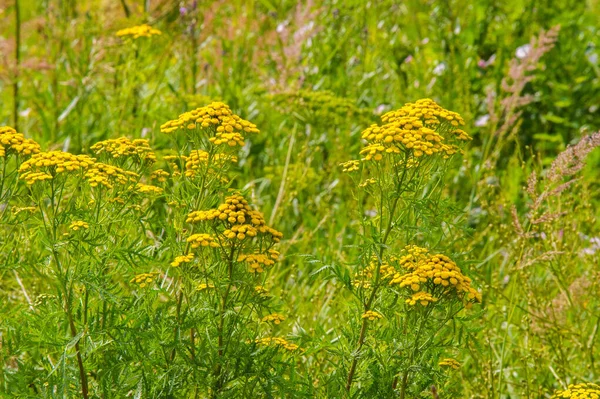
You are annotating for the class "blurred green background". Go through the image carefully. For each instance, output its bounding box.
[1,0,600,397]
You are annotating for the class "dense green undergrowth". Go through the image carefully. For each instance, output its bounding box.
[1,1,600,398]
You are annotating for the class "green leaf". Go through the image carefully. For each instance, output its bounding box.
[543,114,568,125]
[533,133,563,143]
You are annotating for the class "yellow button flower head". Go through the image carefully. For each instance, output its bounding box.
[18,151,95,185]
[438,358,461,369]
[353,259,396,289]
[90,137,156,164]
[85,162,139,189]
[186,233,220,249]
[254,285,269,296]
[0,126,41,158]
[381,98,468,129]
[267,249,280,260]
[11,206,37,215]
[361,310,383,321]
[551,383,600,398]
[356,98,469,163]
[238,251,278,274]
[69,221,89,231]
[358,178,376,188]
[134,183,163,195]
[406,291,438,306]
[162,154,184,176]
[150,169,170,182]
[254,336,301,352]
[170,253,194,267]
[262,313,286,325]
[184,150,237,178]
[160,102,259,148]
[340,160,360,173]
[186,193,283,243]
[130,272,160,288]
[116,24,162,39]
[197,282,215,291]
[389,246,481,305]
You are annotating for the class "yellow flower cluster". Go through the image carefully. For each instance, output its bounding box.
[340,160,360,173]
[359,99,470,161]
[150,169,169,182]
[358,178,376,188]
[353,259,396,289]
[0,126,41,157]
[381,99,467,128]
[90,137,156,164]
[396,157,420,169]
[238,250,279,273]
[116,24,162,39]
[197,282,215,291]
[360,118,456,160]
[389,246,481,304]
[255,285,269,296]
[11,206,37,215]
[171,253,194,267]
[160,102,259,147]
[130,272,160,288]
[162,155,182,177]
[186,194,283,243]
[135,183,163,195]
[362,310,383,321]
[551,384,600,398]
[167,200,184,208]
[186,233,220,249]
[254,336,300,352]
[438,358,461,369]
[406,291,438,306]
[85,162,139,189]
[262,313,286,324]
[69,221,89,231]
[403,244,430,259]
[19,151,95,184]
[451,129,471,141]
[184,150,237,178]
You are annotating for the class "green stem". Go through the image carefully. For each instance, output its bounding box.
[13,0,21,131]
[213,244,236,396]
[119,0,131,18]
[0,158,8,203]
[170,290,185,362]
[345,159,409,394]
[170,169,208,363]
[51,249,88,399]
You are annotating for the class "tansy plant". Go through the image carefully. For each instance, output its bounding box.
[337,99,481,398]
[1,124,157,397]
[113,23,164,135]
[0,103,300,398]
[146,102,300,397]
[551,383,600,398]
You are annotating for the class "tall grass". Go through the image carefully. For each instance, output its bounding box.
[1,1,599,398]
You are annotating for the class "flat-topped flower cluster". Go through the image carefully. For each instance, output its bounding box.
[160,102,259,147]
[0,126,41,157]
[116,24,162,39]
[389,245,482,307]
[551,383,600,399]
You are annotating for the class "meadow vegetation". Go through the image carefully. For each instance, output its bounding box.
[1,0,600,398]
